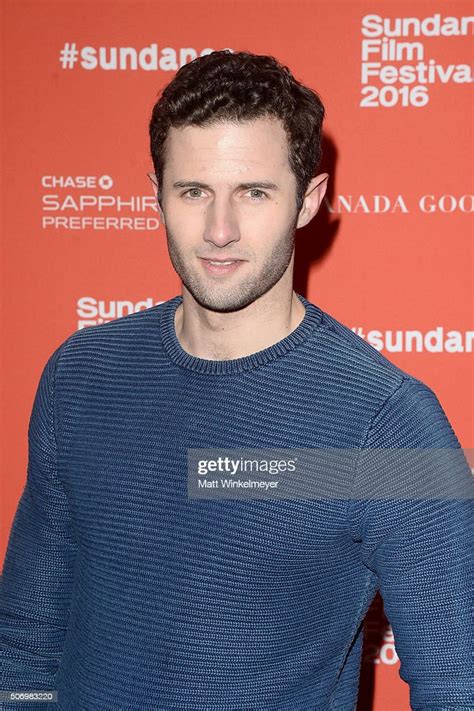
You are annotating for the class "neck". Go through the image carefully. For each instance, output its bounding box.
[174,287,306,362]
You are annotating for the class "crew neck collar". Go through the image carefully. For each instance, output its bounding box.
[159,292,323,375]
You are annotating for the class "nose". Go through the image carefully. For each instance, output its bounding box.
[203,194,241,249]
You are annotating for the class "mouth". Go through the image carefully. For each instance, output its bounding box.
[199,257,245,275]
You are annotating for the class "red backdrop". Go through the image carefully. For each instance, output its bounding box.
[2,2,473,708]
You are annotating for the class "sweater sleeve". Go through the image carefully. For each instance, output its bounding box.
[0,340,77,709]
[347,377,473,711]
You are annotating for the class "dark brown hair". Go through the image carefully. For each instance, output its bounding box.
[149,50,325,212]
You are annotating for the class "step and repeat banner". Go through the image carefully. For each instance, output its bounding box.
[2,1,473,709]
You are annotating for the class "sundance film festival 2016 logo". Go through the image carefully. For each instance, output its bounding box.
[360,13,473,108]
[41,174,160,232]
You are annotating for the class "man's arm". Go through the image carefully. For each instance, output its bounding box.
[347,377,473,711]
[0,340,77,708]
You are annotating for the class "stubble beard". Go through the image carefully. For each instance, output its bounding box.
[165,213,298,313]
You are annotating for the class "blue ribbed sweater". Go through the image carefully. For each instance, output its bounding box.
[0,293,472,710]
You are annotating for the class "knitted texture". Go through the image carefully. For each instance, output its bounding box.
[0,293,472,710]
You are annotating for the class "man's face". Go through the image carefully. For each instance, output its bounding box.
[158,117,303,313]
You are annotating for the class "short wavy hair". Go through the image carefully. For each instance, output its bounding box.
[149,50,325,213]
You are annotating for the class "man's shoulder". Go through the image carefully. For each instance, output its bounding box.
[72,300,166,341]
[307,304,455,442]
[306,302,431,406]
[52,299,173,377]
[63,298,173,350]
[314,304,410,378]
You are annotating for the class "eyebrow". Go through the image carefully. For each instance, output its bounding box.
[172,180,280,191]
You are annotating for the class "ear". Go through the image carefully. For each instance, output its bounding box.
[296,173,329,229]
[147,172,166,225]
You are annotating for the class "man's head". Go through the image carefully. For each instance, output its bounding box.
[148,50,328,312]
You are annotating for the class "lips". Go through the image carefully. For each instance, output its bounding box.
[206,260,239,266]
[199,257,245,274]
[200,258,243,262]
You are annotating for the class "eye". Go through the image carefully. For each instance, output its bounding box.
[180,188,268,201]
[182,188,204,200]
[248,189,267,201]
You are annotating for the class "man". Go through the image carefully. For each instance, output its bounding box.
[0,50,472,710]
